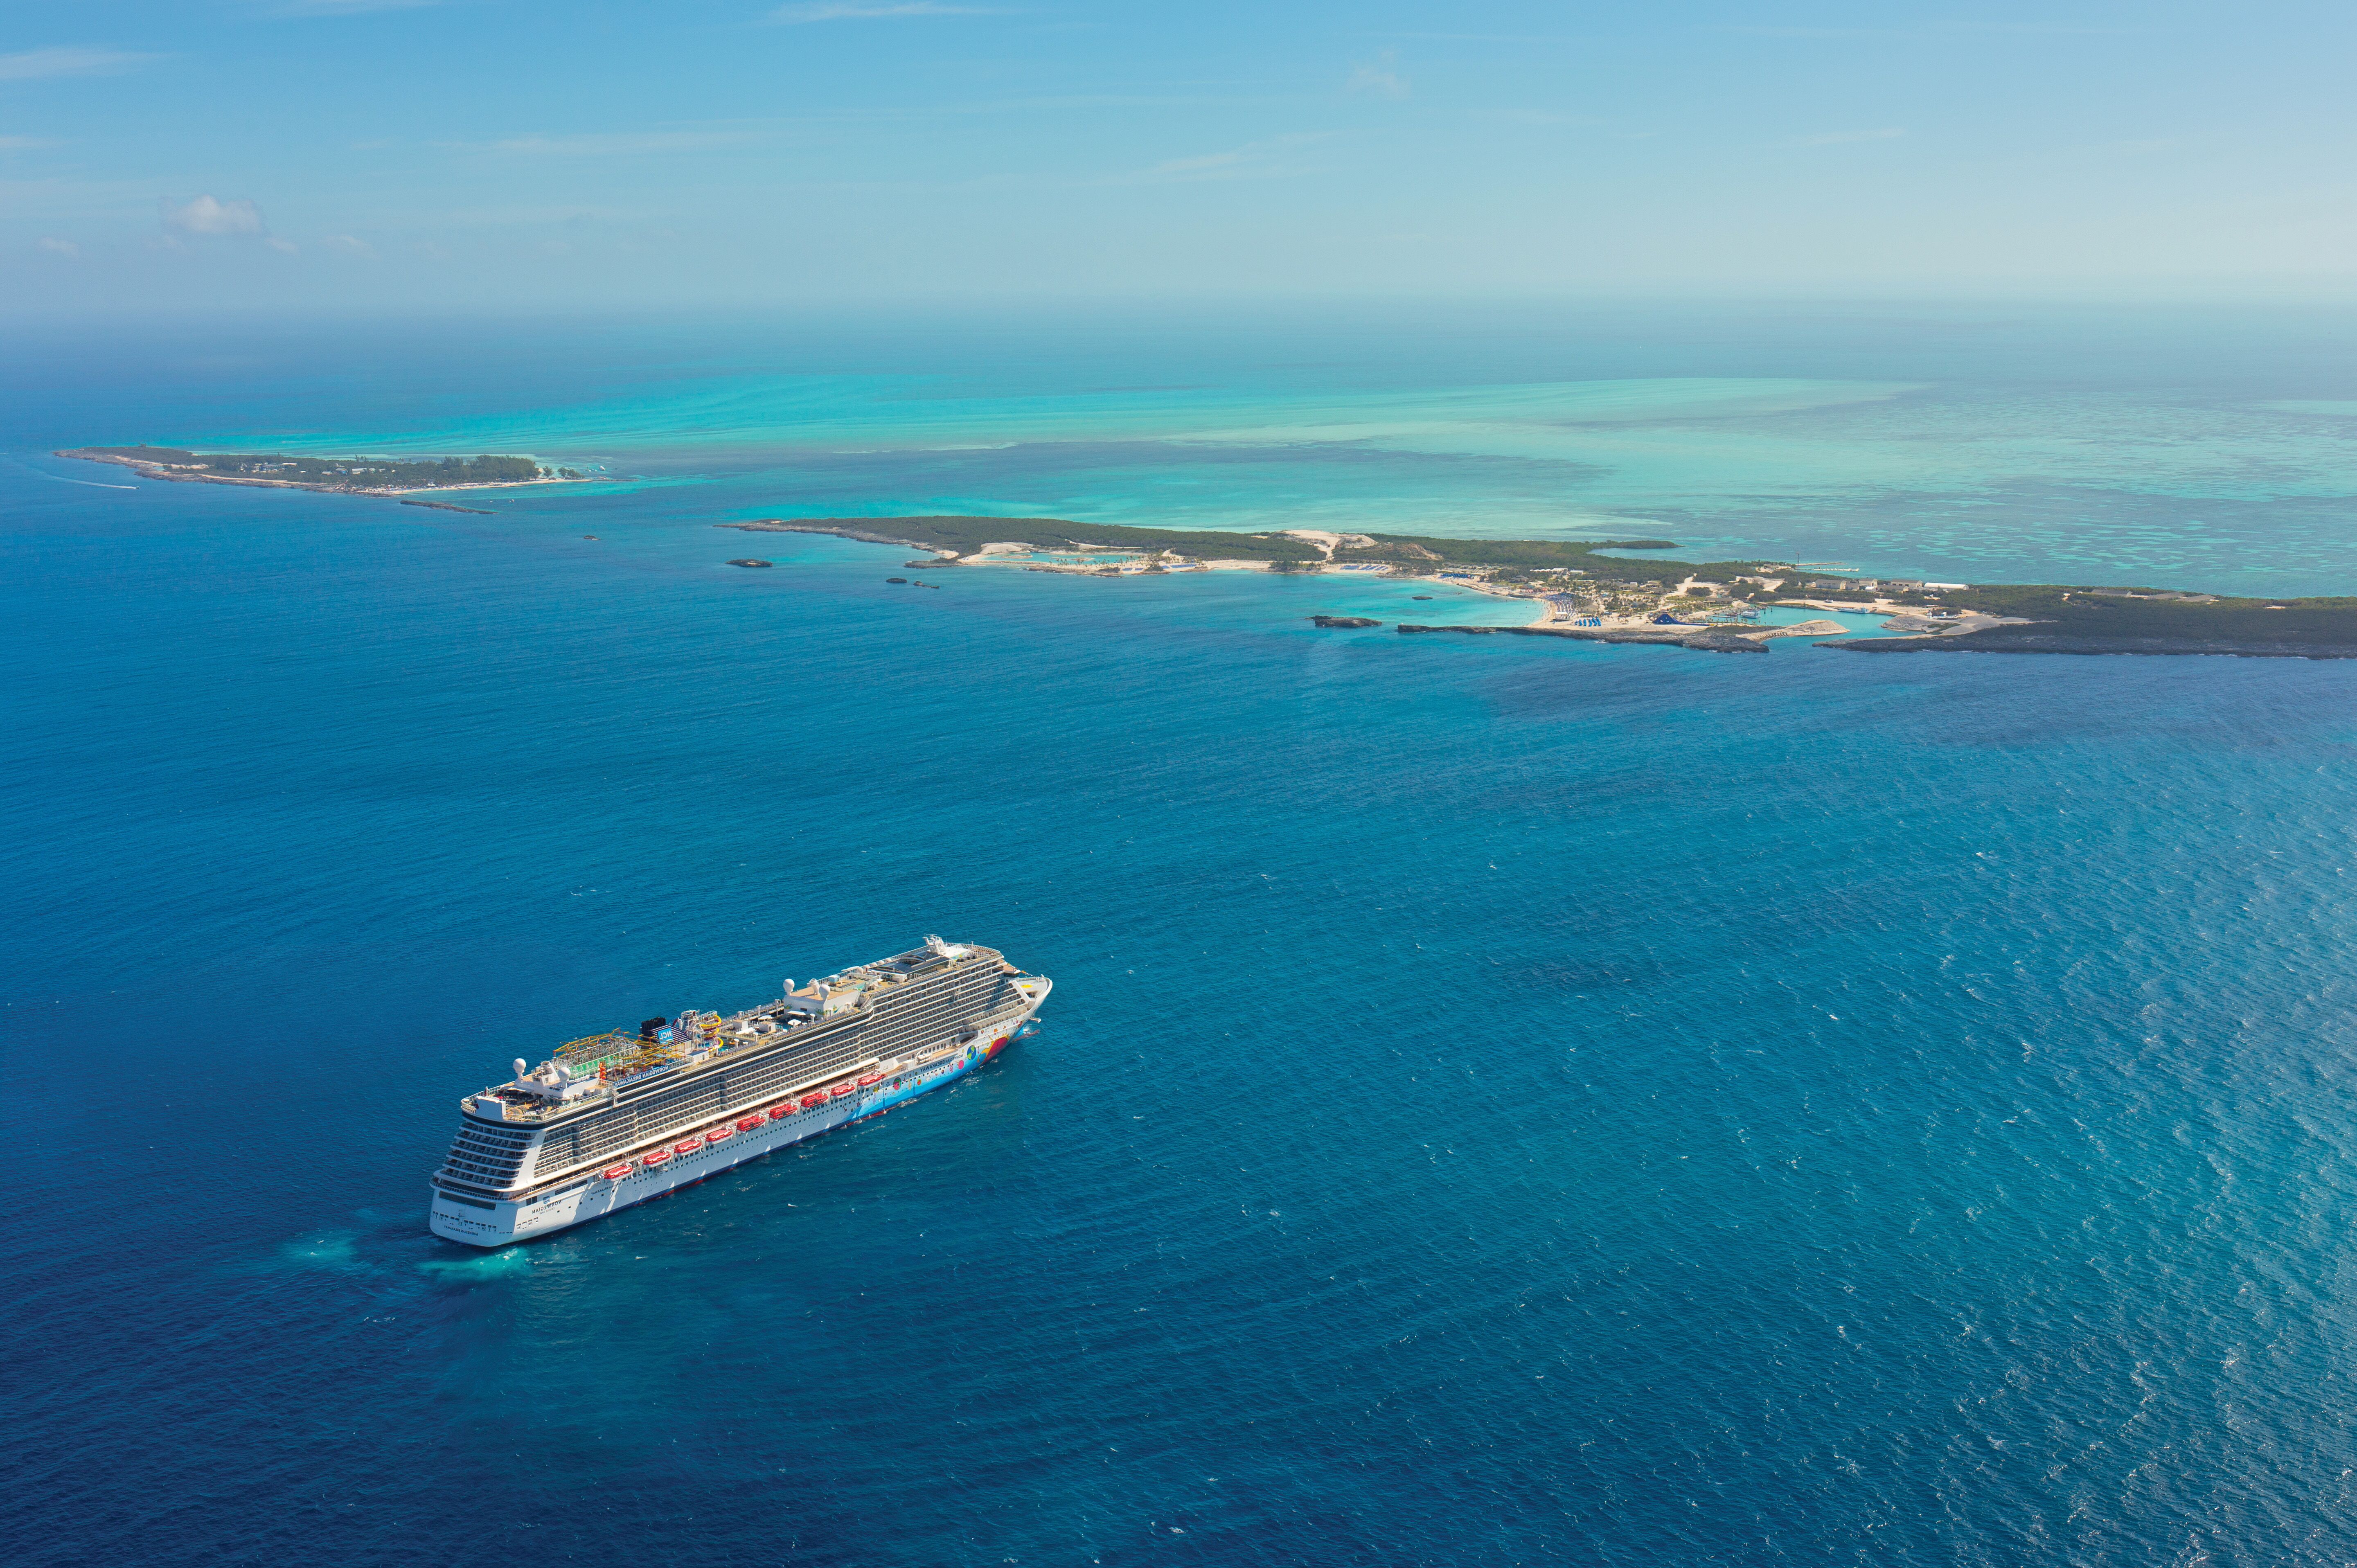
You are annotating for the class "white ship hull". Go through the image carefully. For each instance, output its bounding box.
[430,1013,1036,1247]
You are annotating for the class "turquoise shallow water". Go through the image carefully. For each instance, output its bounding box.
[7,311,2357,1566]
[18,302,2357,593]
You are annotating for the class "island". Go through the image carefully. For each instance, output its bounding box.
[724,513,1676,572]
[724,514,2357,658]
[58,445,582,497]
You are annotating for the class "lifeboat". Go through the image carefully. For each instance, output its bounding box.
[768,1105,795,1120]
[801,1093,827,1109]
[601,1162,634,1180]
[705,1125,734,1143]
[642,1146,673,1167]
[736,1115,766,1133]
[857,1073,883,1087]
[674,1139,704,1157]
[829,1084,855,1098]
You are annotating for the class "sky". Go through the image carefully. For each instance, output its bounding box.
[3,1,2352,315]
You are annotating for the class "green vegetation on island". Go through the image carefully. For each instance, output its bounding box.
[732,514,2357,658]
[735,514,1321,563]
[64,445,577,491]
[1326,530,1685,578]
[1857,585,2357,655]
[1382,525,2357,654]
[728,514,1687,573]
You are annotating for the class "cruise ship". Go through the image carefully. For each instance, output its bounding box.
[428,937,1050,1246]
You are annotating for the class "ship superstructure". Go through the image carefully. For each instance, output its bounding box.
[427,936,1049,1246]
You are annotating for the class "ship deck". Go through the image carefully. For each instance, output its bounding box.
[464,941,1016,1124]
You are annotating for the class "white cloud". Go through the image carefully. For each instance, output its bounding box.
[163,194,267,235]
[1130,133,1332,184]
[1347,50,1409,99]
[1370,32,1585,44]
[1151,150,1255,176]
[1797,127,1905,146]
[324,233,376,255]
[267,236,299,253]
[474,130,757,156]
[1725,21,2134,36]
[0,136,63,151]
[38,236,79,257]
[428,202,630,226]
[0,47,155,81]
[1724,26,1905,39]
[277,0,440,13]
[770,2,998,21]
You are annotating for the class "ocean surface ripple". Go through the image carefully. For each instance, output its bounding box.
[6,316,2357,1566]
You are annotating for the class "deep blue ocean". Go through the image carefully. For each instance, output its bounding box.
[7,306,2357,1566]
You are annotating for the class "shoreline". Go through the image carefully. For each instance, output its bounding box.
[717,517,2357,660]
[1826,631,2357,660]
[726,517,1560,622]
[56,447,588,503]
[56,475,2348,660]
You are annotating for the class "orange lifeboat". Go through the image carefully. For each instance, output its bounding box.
[641,1146,673,1167]
[736,1115,766,1133]
[673,1139,703,1157]
[705,1124,734,1143]
[601,1162,634,1180]
[857,1073,883,1087]
[768,1105,795,1120]
[800,1093,827,1109]
[829,1084,855,1099]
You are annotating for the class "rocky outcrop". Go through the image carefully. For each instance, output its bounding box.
[1309,615,1382,628]
[1657,629,1771,653]
[726,558,773,568]
[726,519,935,551]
